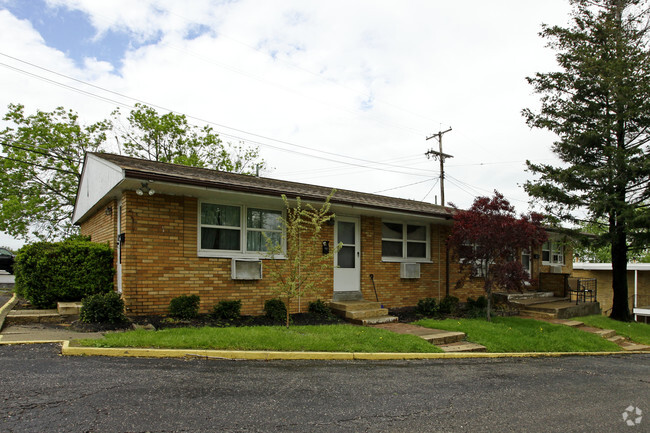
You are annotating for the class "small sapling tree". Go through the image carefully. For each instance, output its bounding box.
[265,191,341,327]
[448,191,547,321]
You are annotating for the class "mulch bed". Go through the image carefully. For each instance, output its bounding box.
[65,312,345,333]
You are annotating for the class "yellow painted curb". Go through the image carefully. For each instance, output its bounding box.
[0,339,67,345]
[59,341,649,360]
[0,293,17,316]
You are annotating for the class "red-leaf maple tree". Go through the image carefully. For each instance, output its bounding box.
[448,191,547,321]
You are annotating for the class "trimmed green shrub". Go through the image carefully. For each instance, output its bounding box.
[80,292,127,324]
[415,297,439,317]
[465,296,488,318]
[211,300,242,321]
[14,239,114,308]
[439,295,460,315]
[169,294,201,320]
[308,299,331,316]
[264,298,287,322]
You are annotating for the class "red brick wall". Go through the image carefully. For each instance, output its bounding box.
[80,199,117,247]
[103,192,333,316]
[81,192,561,316]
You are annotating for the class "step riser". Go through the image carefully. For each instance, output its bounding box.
[423,334,465,345]
[342,309,388,320]
[440,344,487,353]
[521,310,558,320]
[329,302,382,312]
[351,316,398,325]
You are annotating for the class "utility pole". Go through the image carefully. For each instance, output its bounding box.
[425,127,453,206]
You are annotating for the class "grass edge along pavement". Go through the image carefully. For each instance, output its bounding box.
[62,340,647,360]
[75,324,444,353]
[574,315,650,346]
[415,316,623,353]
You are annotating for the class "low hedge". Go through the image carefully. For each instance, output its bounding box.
[14,239,114,308]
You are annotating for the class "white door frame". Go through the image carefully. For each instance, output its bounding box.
[333,216,361,292]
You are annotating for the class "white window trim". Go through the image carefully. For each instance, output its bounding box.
[198,200,286,259]
[381,221,432,263]
[542,240,564,265]
[458,242,490,278]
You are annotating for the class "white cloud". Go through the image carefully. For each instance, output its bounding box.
[0,0,574,247]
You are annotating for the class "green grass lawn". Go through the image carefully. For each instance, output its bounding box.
[77,324,444,353]
[574,315,650,345]
[415,317,621,353]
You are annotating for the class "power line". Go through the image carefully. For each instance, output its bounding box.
[373,178,435,194]
[421,178,440,202]
[0,52,434,177]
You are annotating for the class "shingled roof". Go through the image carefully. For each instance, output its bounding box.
[92,152,452,219]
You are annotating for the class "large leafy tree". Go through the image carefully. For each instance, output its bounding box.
[0,104,110,240]
[1,103,266,241]
[113,103,265,175]
[448,192,547,321]
[523,0,650,321]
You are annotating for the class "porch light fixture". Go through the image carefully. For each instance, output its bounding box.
[136,182,155,196]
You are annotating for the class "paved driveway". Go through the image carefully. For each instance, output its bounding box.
[1,344,648,432]
[0,270,15,287]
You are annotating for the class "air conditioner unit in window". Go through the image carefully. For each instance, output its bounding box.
[400,262,420,279]
[550,265,563,274]
[231,258,263,280]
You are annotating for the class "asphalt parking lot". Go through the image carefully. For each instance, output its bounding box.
[1,344,648,432]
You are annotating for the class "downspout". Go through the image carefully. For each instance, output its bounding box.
[445,237,450,297]
[437,225,441,300]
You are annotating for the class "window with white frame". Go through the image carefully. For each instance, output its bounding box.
[200,203,282,254]
[381,222,429,260]
[542,240,564,265]
[458,242,489,277]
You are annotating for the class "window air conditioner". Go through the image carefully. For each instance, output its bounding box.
[550,265,563,274]
[231,258,263,280]
[400,262,420,279]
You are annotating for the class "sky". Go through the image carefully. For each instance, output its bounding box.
[0,0,574,249]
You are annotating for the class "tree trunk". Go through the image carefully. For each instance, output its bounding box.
[610,216,631,321]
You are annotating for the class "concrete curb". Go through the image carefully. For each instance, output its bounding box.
[0,293,18,331]
[59,341,650,360]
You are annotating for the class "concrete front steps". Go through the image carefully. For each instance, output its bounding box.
[496,291,601,319]
[547,318,650,351]
[371,322,487,353]
[329,300,398,325]
[3,302,82,328]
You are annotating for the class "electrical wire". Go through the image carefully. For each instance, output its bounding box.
[421,178,440,201]
[373,178,435,194]
[0,52,435,177]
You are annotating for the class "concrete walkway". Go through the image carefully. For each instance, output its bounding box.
[0,323,105,343]
[0,294,106,343]
[371,322,487,352]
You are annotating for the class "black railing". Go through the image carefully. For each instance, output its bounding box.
[568,278,597,304]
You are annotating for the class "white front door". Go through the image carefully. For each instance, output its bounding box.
[333,217,360,292]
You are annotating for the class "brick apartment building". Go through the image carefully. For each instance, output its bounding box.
[73,152,572,316]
